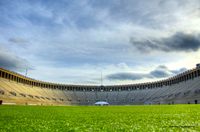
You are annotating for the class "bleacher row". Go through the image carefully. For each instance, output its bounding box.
[0,78,69,105]
[0,66,200,105]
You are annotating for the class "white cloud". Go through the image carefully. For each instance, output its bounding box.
[0,0,200,84]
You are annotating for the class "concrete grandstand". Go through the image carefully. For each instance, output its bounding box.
[0,64,200,105]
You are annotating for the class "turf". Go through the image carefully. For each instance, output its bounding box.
[0,105,200,132]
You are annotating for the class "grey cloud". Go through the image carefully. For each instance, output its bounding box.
[9,37,29,44]
[130,32,200,52]
[106,73,146,81]
[0,48,32,71]
[149,70,169,78]
[149,65,171,78]
[171,68,187,74]
[90,0,200,28]
[106,65,187,81]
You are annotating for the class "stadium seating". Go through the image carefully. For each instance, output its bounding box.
[0,66,200,105]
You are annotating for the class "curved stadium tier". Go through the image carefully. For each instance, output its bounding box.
[0,65,200,105]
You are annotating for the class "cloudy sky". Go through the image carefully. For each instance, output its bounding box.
[0,0,200,85]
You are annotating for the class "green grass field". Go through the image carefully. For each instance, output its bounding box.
[0,105,200,132]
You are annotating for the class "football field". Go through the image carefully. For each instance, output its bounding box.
[0,105,200,131]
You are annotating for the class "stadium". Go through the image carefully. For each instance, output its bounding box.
[1,64,200,106]
[1,64,200,131]
[1,0,200,131]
